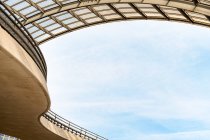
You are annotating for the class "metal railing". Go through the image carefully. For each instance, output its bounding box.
[43,110,108,140]
[0,2,47,78]
[0,133,20,140]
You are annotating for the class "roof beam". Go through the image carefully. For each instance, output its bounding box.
[22,1,205,25]
[68,10,88,26]
[152,5,169,20]
[25,0,45,13]
[50,16,71,30]
[23,1,81,25]
[129,3,147,19]
[52,0,62,7]
[206,15,210,21]
[86,6,107,22]
[32,22,54,37]
[107,4,126,19]
[178,9,193,23]
[192,0,199,5]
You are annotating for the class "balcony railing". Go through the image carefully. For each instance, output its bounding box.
[0,133,20,140]
[43,110,108,140]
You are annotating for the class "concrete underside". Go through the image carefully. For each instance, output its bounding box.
[0,26,83,140]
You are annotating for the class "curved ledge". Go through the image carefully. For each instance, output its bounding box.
[0,24,106,140]
[0,26,63,140]
[0,3,47,78]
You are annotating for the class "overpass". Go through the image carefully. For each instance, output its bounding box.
[0,0,210,139]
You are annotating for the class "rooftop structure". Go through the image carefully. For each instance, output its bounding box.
[1,0,210,45]
[0,0,210,140]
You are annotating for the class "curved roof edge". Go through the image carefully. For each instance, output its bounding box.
[2,0,210,44]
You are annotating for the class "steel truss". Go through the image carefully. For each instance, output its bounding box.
[1,0,210,45]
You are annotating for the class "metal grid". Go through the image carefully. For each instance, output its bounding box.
[2,0,210,44]
[1,0,210,44]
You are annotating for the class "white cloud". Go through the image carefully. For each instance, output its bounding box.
[140,130,210,140]
[41,20,210,140]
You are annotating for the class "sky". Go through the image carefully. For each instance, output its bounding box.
[41,20,210,140]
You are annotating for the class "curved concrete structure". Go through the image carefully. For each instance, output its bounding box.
[0,19,104,140]
[1,0,210,140]
[0,26,63,140]
[0,2,106,139]
[0,23,101,140]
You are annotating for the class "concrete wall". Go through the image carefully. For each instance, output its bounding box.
[0,26,74,140]
[40,117,83,140]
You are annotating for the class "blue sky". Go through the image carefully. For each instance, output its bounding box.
[41,20,210,140]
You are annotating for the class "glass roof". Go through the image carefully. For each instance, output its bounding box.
[1,0,210,44]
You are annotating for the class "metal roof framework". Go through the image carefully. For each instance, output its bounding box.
[1,0,210,45]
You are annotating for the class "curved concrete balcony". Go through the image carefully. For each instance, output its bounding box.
[0,21,106,140]
[0,2,106,140]
[0,25,62,140]
[0,3,108,139]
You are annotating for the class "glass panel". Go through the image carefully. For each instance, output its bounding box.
[145,12,163,17]
[35,34,51,42]
[68,22,84,28]
[140,8,158,13]
[98,10,115,15]
[104,14,122,20]
[37,0,55,9]
[80,13,96,19]
[31,30,45,38]
[28,26,39,33]
[124,13,142,18]
[20,6,37,15]
[74,8,91,15]
[118,8,136,13]
[62,18,78,24]
[192,17,210,24]
[186,11,206,19]
[167,14,187,20]
[39,19,55,27]
[113,3,131,8]
[55,13,72,21]
[5,0,23,6]
[160,6,180,14]
[35,17,50,24]
[51,27,67,34]
[12,1,29,11]
[93,5,110,11]
[85,17,102,23]
[45,24,61,31]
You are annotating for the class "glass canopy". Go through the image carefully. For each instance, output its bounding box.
[1,0,210,44]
